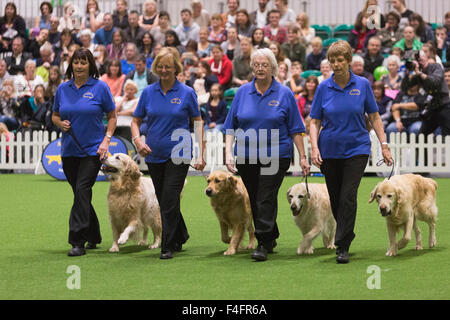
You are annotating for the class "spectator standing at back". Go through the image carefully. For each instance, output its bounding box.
[222,0,240,29]
[263,9,288,44]
[151,11,171,45]
[250,0,271,29]
[191,0,210,28]
[34,1,53,30]
[296,12,315,54]
[391,0,414,29]
[362,37,384,74]
[113,0,129,30]
[175,9,200,46]
[274,0,296,27]
[94,13,116,46]
[0,2,27,45]
[140,0,159,32]
[81,0,104,33]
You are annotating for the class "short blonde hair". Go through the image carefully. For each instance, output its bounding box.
[123,79,138,92]
[151,47,183,76]
[327,40,353,63]
[311,37,323,46]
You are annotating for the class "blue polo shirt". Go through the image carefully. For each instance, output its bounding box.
[310,71,378,159]
[133,80,200,163]
[223,78,305,160]
[93,27,116,45]
[53,77,116,157]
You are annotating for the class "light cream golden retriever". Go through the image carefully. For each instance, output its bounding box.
[287,183,336,255]
[101,153,161,252]
[205,170,256,255]
[369,174,438,256]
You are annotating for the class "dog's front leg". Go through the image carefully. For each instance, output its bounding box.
[109,227,120,252]
[398,218,413,250]
[413,219,423,250]
[386,221,397,256]
[118,220,138,245]
[139,226,149,246]
[298,227,321,255]
[224,224,245,255]
[219,221,231,244]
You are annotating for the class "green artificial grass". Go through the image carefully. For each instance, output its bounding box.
[1,174,449,300]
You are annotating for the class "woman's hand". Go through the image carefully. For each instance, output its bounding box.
[382,146,393,166]
[311,148,322,168]
[135,141,152,158]
[300,157,311,176]
[225,152,236,174]
[97,137,110,161]
[59,120,71,132]
[194,156,206,171]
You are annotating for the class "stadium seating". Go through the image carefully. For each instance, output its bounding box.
[333,24,354,41]
[323,37,341,48]
[301,70,322,78]
[311,24,333,41]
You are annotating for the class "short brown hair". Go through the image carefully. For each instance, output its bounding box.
[327,40,353,63]
[65,48,99,80]
[151,47,183,76]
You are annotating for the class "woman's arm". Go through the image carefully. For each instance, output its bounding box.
[309,118,322,167]
[292,133,310,176]
[225,133,236,173]
[368,112,393,165]
[51,112,71,132]
[131,116,152,158]
[192,115,206,171]
[97,109,117,160]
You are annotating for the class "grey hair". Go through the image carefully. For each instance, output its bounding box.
[250,48,278,77]
[351,54,364,66]
[386,54,401,67]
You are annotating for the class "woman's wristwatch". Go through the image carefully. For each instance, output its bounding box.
[381,142,389,148]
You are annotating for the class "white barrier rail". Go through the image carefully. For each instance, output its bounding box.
[1,130,449,175]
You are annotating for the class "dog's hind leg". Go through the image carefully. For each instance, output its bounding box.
[148,222,161,249]
[244,223,256,250]
[413,220,423,250]
[139,226,149,246]
[118,220,139,245]
[224,224,245,255]
[109,227,120,252]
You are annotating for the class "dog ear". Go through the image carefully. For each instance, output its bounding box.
[395,186,404,204]
[228,175,237,187]
[368,184,378,203]
[124,159,142,180]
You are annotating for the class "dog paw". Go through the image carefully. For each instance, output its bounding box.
[327,244,336,250]
[298,246,314,255]
[429,238,437,248]
[397,239,409,250]
[138,240,148,246]
[223,248,236,255]
[148,242,159,250]
[415,244,423,250]
[221,237,231,244]
[109,246,119,253]
[386,249,397,256]
[118,235,128,245]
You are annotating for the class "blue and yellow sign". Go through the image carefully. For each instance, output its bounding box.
[349,89,361,96]
[170,97,182,104]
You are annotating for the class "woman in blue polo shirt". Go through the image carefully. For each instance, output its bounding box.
[223,48,310,262]
[131,47,206,260]
[309,41,392,264]
[52,48,117,257]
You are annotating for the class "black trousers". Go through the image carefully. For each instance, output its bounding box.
[236,158,291,245]
[419,104,450,137]
[320,155,369,251]
[147,160,190,253]
[62,156,102,247]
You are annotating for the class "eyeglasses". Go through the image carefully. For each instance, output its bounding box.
[252,63,270,70]
[156,65,174,70]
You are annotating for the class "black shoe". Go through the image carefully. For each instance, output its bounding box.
[160,250,174,259]
[174,243,182,252]
[85,243,97,249]
[68,246,86,257]
[336,250,349,264]
[251,245,268,261]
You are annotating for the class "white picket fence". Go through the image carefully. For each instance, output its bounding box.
[1,130,449,175]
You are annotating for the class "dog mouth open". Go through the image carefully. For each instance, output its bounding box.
[380,208,392,217]
[291,204,302,216]
[101,164,118,174]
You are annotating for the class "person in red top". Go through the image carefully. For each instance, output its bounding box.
[263,9,288,44]
[347,11,376,54]
[209,45,233,89]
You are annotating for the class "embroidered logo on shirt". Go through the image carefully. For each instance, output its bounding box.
[349,89,361,96]
[268,100,280,107]
[83,92,94,99]
[171,98,182,104]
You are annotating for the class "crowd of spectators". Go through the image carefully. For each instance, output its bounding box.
[0,0,450,141]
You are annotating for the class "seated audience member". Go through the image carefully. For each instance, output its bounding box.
[250,0,270,29]
[208,13,228,44]
[0,79,20,131]
[408,13,434,44]
[372,80,393,127]
[36,42,59,83]
[54,28,74,60]
[191,0,210,28]
[232,37,253,87]
[286,61,305,96]
[125,10,146,44]
[445,68,450,92]
[15,60,45,98]
[93,13,116,46]
[391,0,414,28]
[276,61,289,83]
[263,9,288,44]
[434,26,449,64]
[236,9,255,39]
[48,15,62,45]
[363,37,384,74]
[221,26,241,62]
[121,43,138,75]
[381,54,403,95]
[270,41,291,73]
[181,40,200,70]
[0,2,27,44]
[137,31,155,65]
[100,58,126,98]
[276,0,296,27]
[59,2,78,31]
[59,43,80,77]
[445,11,450,33]
[191,60,219,104]
[0,58,11,88]
[44,66,62,102]
[93,45,108,75]
[351,54,374,85]
[81,0,104,32]
[202,83,227,132]
[27,28,50,59]
[18,84,54,131]
[115,79,139,141]
[422,41,443,67]
[146,42,162,69]
[4,37,32,75]
[348,11,377,54]
[296,12,315,54]
[306,37,326,71]
[393,25,423,56]
[175,8,200,46]
[209,45,233,89]
[34,1,53,30]
[252,28,269,50]
[378,11,404,54]
[123,54,158,98]
[150,11,171,45]
[282,23,307,70]
[112,0,129,30]
[165,30,186,56]
[0,122,13,161]
[385,83,424,138]
[79,28,96,53]
[140,0,159,32]
[296,75,319,134]
[197,27,214,60]
[318,59,331,83]
[107,29,126,60]
[222,0,239,29]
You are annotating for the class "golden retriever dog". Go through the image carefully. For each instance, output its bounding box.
[205,170,256,255]
[369,174,438,256]
[101,153,161,252]
[287,183,336,255]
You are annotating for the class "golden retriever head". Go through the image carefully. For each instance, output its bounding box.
[368,180,404,217]
[205,170,238,197]
[101,153,142,181]
[287,183,310,216]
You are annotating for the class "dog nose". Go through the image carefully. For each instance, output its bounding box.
[205,188,212,196]
[290,204,297,211]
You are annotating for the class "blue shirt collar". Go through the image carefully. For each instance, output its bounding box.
[327,71,357,91]
[155,79,181,94]
[67,77,97,89]
[249,77,280,95]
